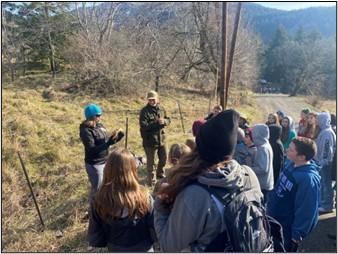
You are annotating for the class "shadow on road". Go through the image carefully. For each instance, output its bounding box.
[300,211,337,252]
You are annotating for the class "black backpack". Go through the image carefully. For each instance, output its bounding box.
[195,173,285,252]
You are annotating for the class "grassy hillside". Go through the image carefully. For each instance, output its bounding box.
[2,74,263,252]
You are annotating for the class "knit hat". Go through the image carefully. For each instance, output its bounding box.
[192,119,206,137]
[301,108,310,114]
[196,109,240,164]
[84,104,102,119]
[276,110,285,118]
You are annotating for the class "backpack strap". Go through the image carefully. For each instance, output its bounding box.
[193,182,235,252]
[194,181,240,206]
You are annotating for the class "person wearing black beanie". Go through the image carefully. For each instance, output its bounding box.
[153,109,264,252]
[196,109,239,164]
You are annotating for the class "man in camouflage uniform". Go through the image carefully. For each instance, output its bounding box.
[139,90,170,186]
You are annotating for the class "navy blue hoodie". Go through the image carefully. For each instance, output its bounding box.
[267,160,320,247]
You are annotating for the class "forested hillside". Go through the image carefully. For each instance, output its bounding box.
[2,2,336,98]
[243,4,336,42]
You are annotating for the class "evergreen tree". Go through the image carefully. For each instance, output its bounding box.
[263,25,290,88]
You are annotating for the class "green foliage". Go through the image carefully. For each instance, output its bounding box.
[262,26,336,97]
[2,2,74,79]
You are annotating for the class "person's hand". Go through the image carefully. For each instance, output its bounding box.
[115,130,125,143]
[111,129,118,138]
[158,118,165,125]
[107,129,124,145]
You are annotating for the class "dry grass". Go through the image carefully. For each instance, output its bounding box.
[2,75,262,252]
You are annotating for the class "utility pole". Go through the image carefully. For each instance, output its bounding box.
[219,2,227,108]
[44,2,56,78]
[224,2,242,109]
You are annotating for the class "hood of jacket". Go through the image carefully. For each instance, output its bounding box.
[269,124,282,142]
[293,160,321,181]
[285,116,295,131]
[317,112,331,130]
[197,160,245,190]
[252,124,270,146]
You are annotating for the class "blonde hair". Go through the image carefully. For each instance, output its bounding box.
[94,148,150,221]
[168,143,191,165]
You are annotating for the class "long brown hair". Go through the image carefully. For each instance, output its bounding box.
[303,112,319,139]
[157,148,229,208]
[281,117,290,143]
[94,148,150,221]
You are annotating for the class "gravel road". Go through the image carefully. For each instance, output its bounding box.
[254,93,317,126]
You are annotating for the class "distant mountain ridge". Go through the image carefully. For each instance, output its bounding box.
[242,3,336,42]
[99,2,336,43]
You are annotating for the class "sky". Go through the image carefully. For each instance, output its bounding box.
[254,2,336,11]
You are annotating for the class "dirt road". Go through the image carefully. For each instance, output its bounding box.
[254,94,317,125]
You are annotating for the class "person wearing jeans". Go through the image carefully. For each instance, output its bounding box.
[80,104,124,202]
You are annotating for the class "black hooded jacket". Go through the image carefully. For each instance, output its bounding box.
[268,125,285,183]
[88,197,155,252]
[79,122,110,165]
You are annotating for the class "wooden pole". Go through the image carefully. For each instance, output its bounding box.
[17,152,45,229]
[224,2,242,109]
[219,2,227,109]
[177,101,185,134]
[125,117,128,149]
[214,67,219,105]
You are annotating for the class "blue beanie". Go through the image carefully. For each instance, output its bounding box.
[276,110,285,118]
[84,104,102,119]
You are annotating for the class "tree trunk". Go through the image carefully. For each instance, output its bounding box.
[44,3,56,78]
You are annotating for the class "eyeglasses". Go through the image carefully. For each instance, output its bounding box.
[96,114,101,117]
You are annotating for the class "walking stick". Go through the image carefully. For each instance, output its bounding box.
[125,117,129,149]
[17,152,45,229]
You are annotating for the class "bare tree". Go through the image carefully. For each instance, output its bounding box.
[178,3,260,90]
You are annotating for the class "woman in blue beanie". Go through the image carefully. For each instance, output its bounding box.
[79,104,124,203]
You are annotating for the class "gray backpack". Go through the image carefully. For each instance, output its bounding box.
[196,169,285,252]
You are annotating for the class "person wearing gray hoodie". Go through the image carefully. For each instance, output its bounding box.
[251,124,274,203]
[315,112,336,213]
[153,110,262,252]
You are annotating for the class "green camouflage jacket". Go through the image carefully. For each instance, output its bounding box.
[139,104,170,147]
